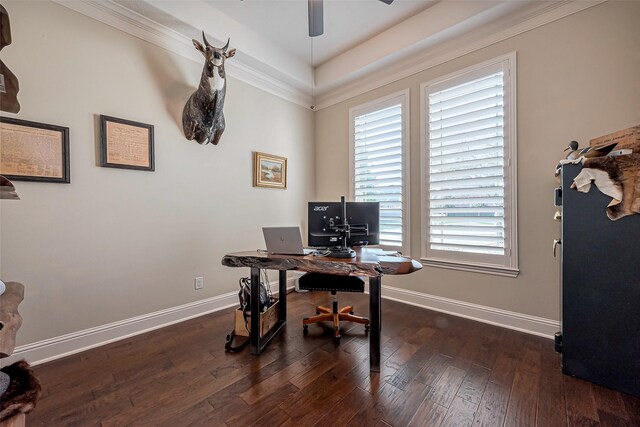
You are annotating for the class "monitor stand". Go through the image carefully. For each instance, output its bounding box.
[328,247,356,259]
[326,195,356,259]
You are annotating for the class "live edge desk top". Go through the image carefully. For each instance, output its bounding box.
[221,247,422,277]
[222,248,422,372]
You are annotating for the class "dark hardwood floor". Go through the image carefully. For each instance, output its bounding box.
[27,291,640,426]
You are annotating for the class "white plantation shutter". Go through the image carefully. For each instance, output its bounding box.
[429,71,505,255]
[422,55,518,276]
[351,91,409,251]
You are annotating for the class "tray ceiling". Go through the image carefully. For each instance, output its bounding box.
[57,0,604,108]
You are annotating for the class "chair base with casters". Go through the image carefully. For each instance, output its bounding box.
[299,273,370,342]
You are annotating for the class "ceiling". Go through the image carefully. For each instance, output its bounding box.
[59,0,601,108]
[203,0,439,66]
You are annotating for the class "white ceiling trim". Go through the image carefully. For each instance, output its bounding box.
[52,0,314,108]
[315,0,504,92]
[52,0,605,111]
[314,0,607,110]
[135,1,312,92]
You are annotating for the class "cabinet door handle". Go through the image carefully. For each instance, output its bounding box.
[553,239,562,257]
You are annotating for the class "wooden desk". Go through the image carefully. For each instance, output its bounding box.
[222,248,422,372]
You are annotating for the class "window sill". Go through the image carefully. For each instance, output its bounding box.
[421,257,519,278]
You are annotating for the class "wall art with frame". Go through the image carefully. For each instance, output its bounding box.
[0,116,70,183]
[253,151,287,189]
[100,115,154,171]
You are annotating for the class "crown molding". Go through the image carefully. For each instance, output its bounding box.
[51,0,605,111]
[52,0,314,108]
[314,0,607,110]
[315,0,504,92]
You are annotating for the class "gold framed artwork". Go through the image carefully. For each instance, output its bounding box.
[100,115,154,171]
[253,151,287,189]
[0,116,70,183]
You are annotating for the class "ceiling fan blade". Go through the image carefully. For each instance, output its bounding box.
[379,0,394,4]
[308,0,324,37]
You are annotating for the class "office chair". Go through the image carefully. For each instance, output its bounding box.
[299,272,370,342]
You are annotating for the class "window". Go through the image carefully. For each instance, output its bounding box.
[421,54,518,277]
[350,90,410,254]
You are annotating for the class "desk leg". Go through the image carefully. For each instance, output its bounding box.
[369,276,381,372]
[250,267,261,355]
[278,270,287,322]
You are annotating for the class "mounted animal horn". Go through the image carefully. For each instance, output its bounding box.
[183,32,235,146]
[202,31,211,48]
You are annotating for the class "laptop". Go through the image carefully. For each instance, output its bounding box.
[262,226,316,255]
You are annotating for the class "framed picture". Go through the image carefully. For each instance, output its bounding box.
[0,116,70,183]
[253,151,287,189]
[100,115,154,171]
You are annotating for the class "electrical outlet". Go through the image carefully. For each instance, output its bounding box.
[195,277,204,290]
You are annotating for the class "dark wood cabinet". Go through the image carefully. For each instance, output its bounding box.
[560,164,640,397]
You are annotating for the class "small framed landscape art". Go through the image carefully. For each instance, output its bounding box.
[0,116,70,183]
[253,151,287,189]
[100,115,154,171]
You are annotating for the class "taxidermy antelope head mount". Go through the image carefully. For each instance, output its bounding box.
[182,32,236,146]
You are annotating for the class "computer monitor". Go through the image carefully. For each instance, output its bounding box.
[346,201,380,246]
[308,202,342,247]
[307,200,380,248]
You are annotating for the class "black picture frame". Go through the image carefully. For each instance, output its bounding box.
[100,115,155,172]
[0,116,70,183]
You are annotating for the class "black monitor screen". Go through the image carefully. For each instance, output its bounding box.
[346,202,380,246]
[307,201,380,247]
[308,202,343,247]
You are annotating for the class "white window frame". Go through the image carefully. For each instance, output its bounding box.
[420,53,518,277]
[349,89,411,255]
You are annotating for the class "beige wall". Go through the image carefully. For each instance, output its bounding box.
[2,1,639,348]
[0,1,314,345]
[315,1,640,320]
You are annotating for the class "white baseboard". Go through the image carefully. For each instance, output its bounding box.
[380,285,559,339]
[4,278,556,366]
[5,278,296,366]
